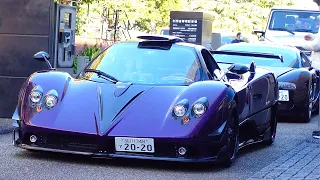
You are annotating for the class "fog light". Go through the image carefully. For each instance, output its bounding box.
[178,147,187,156]
[30,135,37,143]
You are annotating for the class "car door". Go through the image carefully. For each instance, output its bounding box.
[246,71,278,137]
[247,72,274,124]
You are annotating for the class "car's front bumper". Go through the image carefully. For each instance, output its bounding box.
[12,121,229,163]
[277,88,311,117]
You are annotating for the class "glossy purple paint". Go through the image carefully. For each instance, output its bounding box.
[17,71,229,138]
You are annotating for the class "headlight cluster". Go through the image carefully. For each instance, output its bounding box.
[43,90,59,109]
[278,82,296,90]
[28,86,59,111]
[29,91,42,103]
[172,97,209,124]
[192,103,206,116]
[173,105,187,117]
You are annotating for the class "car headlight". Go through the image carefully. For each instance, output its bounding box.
[29,86,43,105]
[29,91,42,103]
[279,82,296,90]
[44,95,57,109]
[44,90,59,109]
[191,97,209,118]
[192,103,206,117]
[173,105,187,117]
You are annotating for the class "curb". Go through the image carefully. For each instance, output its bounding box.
[0,118,14,135]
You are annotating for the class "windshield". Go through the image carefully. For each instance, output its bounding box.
[215,45,298,67]
[83,42,201,85]
[268,10,320,34]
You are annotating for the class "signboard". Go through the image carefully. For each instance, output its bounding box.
[169,18,202,44]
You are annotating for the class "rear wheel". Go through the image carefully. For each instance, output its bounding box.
[220,105,239,167]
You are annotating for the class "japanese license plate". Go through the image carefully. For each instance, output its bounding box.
[278,90,289,101]
[115,137,155,153]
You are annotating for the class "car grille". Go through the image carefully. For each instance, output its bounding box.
[278,85,308,111]
[24,133,100,152]
[21,133,222,159]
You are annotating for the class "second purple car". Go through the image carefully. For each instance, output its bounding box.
[12,35,279,167]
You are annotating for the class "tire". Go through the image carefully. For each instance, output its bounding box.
[314,97,319,115]
[263,105,277,145]
[301,80,313,123]
[220,101,239,167]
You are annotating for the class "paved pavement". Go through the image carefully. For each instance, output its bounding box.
[0,116,319,180]
[248,139,320,180]
[0,118,14,135]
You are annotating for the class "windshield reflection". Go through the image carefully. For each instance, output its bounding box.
[82,42,202,85]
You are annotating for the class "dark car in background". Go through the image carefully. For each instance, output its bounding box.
[213,43,320,122]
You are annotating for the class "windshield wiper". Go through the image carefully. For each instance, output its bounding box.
[272,28,295,35]
[294,29,313,32]
[83,69,119,84]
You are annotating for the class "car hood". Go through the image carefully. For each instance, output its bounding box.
[264,31,312,46]
[20,75,227,138]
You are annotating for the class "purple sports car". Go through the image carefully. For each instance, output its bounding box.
[12,35,279,167]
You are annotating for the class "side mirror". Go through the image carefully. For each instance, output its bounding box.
[229,63,249,75]
[253,30,265,36]
[33,51,53,69]
[34,51,50,61]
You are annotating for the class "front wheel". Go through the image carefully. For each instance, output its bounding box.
[301,80,313,123]
[313,96,319,115]
[220,107,239,167]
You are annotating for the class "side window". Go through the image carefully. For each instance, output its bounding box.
[301,53,311,67]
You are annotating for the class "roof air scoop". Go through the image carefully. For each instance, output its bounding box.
[137,35,184,43]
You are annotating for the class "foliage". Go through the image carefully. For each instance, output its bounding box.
[73,44,101,74]
[186,0,295,33]
[74,0,296,36]
[79,44,101,61]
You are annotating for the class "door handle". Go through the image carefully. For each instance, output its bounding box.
[253,92,263,99]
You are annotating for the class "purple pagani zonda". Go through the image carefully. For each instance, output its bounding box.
[12,35,279,167]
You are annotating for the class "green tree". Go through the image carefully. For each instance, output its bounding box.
[74,0,296,36]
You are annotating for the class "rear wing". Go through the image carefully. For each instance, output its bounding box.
[210,50,284,62]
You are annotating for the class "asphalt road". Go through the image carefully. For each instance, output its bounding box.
[0,117,319,180]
